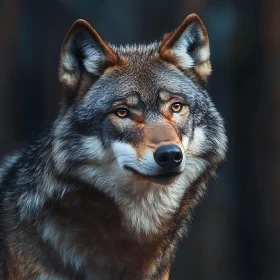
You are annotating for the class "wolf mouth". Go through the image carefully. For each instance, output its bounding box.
[124,165,182,184]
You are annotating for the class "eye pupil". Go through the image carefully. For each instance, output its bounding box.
[116,108,128,118]
[172,102,182,113]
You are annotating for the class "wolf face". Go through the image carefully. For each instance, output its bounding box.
[52,14,227,233]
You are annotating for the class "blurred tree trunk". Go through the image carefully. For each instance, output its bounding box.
[232,0,264,279]
[0,0,19,157]
[259,0,280,278]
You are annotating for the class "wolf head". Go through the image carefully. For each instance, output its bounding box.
[52,14,227,232]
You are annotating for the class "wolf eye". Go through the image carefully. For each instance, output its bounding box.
[171,102,183,113]
[115,108,129,118]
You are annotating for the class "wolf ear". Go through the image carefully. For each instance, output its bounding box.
[159,14,211,82]
[59,19,119,89]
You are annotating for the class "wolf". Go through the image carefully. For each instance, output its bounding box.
[0,13,227,280]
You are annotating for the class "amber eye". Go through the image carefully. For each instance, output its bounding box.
[171,102,183,113]
[115,108,129,118]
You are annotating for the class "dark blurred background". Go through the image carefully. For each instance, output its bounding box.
[1,0,279,279]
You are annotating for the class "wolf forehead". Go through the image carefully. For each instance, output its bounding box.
[110,42,170,94]
[117,43,198,85]
[79,46,200,109]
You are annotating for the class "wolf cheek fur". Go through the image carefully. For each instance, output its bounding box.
[0,14,227,279]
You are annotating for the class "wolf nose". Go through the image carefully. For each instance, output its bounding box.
[154,145,183,170]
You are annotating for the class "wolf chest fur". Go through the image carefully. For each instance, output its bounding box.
[0,14,227,280]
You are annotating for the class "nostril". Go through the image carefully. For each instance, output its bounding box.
[174,152,182,161]
[157,153,169,163]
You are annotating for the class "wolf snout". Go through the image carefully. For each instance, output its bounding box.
[154,145,183,170]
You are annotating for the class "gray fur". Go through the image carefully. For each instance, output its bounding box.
[0,16,227,279]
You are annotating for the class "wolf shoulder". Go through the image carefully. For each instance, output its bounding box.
[0,153,22,185]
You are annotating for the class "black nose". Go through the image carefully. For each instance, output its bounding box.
[154,145,183,170]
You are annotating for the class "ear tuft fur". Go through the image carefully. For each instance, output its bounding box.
[160,14,211,82]
[59,19,120,89]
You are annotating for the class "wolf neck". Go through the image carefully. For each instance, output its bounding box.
[13,130,186,238]
[110,180,187,236]
[14,131,71,221]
